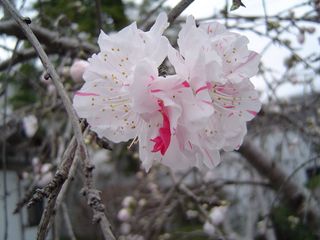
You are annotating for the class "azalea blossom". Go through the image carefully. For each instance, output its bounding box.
[73,13,261,172]
[168,16,261,167]
[73,13,193,171]
[73,13,168,138]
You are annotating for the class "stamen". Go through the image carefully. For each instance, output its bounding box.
[127,135,139,150]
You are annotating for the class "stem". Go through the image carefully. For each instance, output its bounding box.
[0,1,116,239]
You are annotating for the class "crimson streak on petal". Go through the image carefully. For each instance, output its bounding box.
[150,100,171,155]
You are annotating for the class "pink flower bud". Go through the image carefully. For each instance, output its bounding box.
[70,60,89,82]
[117,208,131,222]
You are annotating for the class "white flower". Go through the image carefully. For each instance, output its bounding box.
[168,16,261,168]
[186,210,198,219]
[203,206,227,236]
[40,163,52,173]
[73,13,194,171]
[122,196,136,208]
[70,59,90,82]
[39,163,53,187]
[47,84,56,95]
[21,171,29,179]
[120,222,131,235]
[22,115,38,138]
[138,198,147,207]
[73,13,261,172]
[209,206,228,225]
[73,13,169,143]
[203,221,216,236]
[32,156,40,167]
[117,208,131,222]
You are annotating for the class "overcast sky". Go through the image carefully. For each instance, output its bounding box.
[160,0,320,101]
[1,0,319,102]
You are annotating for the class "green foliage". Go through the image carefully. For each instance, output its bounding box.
[271,205,317,240]
[306,174,320,190]
[33,0,128,35]
[168,219,207,239]
[267,21,281,31]
[6,63,40,109]
[230,0,246,11]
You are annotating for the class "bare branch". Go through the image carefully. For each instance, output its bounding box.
[239,139,320,234]
[142,0,195,30]
[167,0,195,25]
[0,47,55,71]
[33,137,77,240]
[0,20,98,54]
[0,1,116,239]
[94,0,103,31]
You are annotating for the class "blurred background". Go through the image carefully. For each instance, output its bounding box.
[0,0,320,239]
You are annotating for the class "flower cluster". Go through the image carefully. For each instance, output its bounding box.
[73,13,261,172]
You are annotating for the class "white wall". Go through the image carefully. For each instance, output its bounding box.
[0,171,37,240]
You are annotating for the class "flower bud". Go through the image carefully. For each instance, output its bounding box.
[70,60,89,82]
[209,206,228,225]
[22,115,38,138]
[203,222,216,236]
[37,172,53,187]
[117,208,131,222]
[122,196,136,208]
[120,223,131,235]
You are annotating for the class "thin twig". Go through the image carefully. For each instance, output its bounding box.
[239,139,320,234]
[62,203,77,240]
[55,152,80,209]
[266,156,320,231]
[261,0,269,35]
[143,0,195,30]
[35,138,78,240]
[167,0,195,25]
[0,2,116,239]
[144,169,193,239]
[139,0,167,29]
[0,1,85,158]
[0,20,98,54]
[0,47,54,71]
[94,0,103,32]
